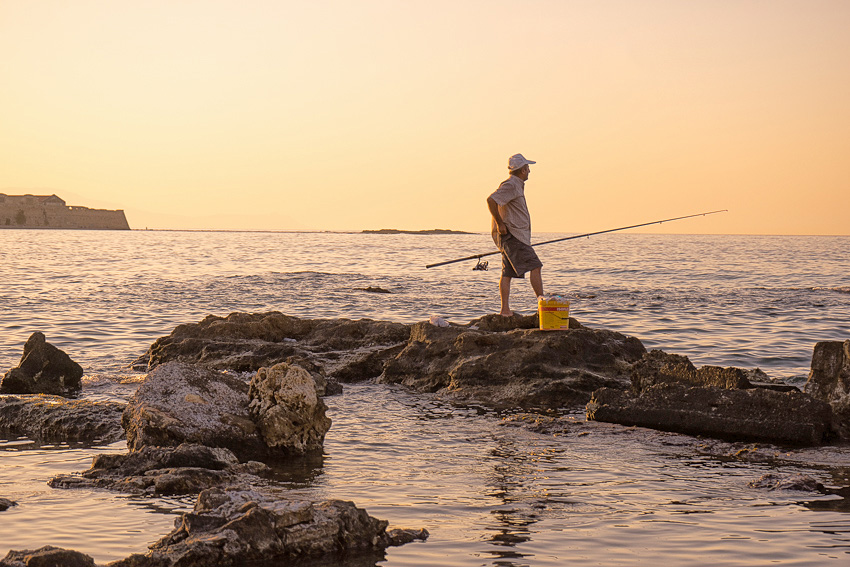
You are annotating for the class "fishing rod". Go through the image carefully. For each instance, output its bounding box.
[425,209,728,269]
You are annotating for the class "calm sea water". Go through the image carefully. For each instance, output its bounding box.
[1,230,849,565]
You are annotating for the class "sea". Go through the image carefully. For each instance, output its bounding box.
[0,229,848,566]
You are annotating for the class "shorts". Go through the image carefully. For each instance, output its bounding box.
[496,232,543,278]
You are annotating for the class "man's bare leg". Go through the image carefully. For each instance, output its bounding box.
[530,268,543,298]
[499,276,513,316]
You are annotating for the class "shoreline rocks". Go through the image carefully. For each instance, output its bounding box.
[587,383,834,446]
[49,443,268,495]
[122,362,270,461]
[1,332,83,397]
[0,395,124,443]
[805,339,850,441]
[378,320,646,409]
[108,486,427,567]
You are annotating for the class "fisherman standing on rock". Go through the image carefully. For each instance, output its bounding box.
[486,154,544,316]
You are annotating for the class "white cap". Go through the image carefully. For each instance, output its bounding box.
[508,153,536,171]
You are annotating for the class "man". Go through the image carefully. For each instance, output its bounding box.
[486,153,544,316]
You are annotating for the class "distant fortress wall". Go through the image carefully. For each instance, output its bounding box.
[0,194,130,230]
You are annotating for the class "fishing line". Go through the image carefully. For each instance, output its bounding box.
[425,209,728,270]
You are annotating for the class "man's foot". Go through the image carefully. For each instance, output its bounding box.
[498,310,515,317]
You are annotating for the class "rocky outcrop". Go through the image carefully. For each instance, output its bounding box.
[248,363,332,454]
[0,546,95,567]
[378,321,646,409]
[49,443,268,495]
[805,340,850,440]
[130,312,411,377]
[630,350,753,392]
[109,487,428,567]
[0,332,83,397]
[587,384,834,446]
[122,362,268,460]
[748,473,824,492]
[0,395,125,443]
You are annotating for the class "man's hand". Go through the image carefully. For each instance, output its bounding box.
[496,221,507,235]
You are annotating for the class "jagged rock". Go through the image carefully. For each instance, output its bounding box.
[0,498,17,511]
[0,545,95,567]
[805,340,850,441]
[107,486,428,567]
[805,340,850,402]
[278,355,342,396]
[130,312,411,374]
[0,332,83,397]
[123,362,270,460]
[0,395,124,443]
[247,363,332,454]
[587,384,834,446]
[631,350,752,392]
[378,321,646,409]
[748,473,824,492]
[49,443,268,495]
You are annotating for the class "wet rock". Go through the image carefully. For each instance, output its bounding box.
[130,312,411,374]
[49,443,268,495]
[360,286,391,293]
[0,395,124,443]
[108,486,427,567]
[805,340,850,440]
[247,362,332,454]
[0,498,17,511]
[748,472,824,492]
[805,340,850,402]
[0,332,83,397]
[328,343,406,383]
[587,384,834,446]
[631,350,752,392]
[0,545,95,567]
[122,362,270,460]
[379,321,645,409]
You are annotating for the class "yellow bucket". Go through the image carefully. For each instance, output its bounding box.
[538,295,570,330]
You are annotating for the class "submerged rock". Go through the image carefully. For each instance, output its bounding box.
[0,332,83,397]
[49,443,268,495]
[0,498,17,511]
[248,362,332,454]
[109,486,428,567]
[123,362,268,460]
[130,312,411,376]
[379,321,646,409]
[0,546,95,567]
[0,395,124,443]
[748,472,824,492]
[805,339,850,440]
[587,384,834,446]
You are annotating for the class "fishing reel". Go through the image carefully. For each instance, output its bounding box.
[473,258,489,271]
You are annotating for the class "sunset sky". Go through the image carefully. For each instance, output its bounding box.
[2,1,848,234]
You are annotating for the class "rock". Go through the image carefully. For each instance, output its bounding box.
[630,350,752,392]
[0,332,84,397]
[748,473,824,492]
[587,384,834,446]
[0,545,95,567]
[0,498,17,511]
[379,321,646,409]
[0,395,125,443]
[278,355,342,396]
[130,312,411,374]
[805,340,850,402]
[804,340,850,441]
[107,486,427,567]
[247,363,332,454]
[122,362,271,460]
[49,443,268,495]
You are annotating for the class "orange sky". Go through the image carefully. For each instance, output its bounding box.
[2,0,848,234]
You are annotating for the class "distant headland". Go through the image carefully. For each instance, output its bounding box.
[361,228,473,235]
[0,193,130,230]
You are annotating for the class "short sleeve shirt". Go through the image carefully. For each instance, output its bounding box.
[489,175,532,246]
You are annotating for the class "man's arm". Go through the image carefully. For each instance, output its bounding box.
[487,196,508,235]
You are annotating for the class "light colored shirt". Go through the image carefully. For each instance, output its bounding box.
[489,174,532,246]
